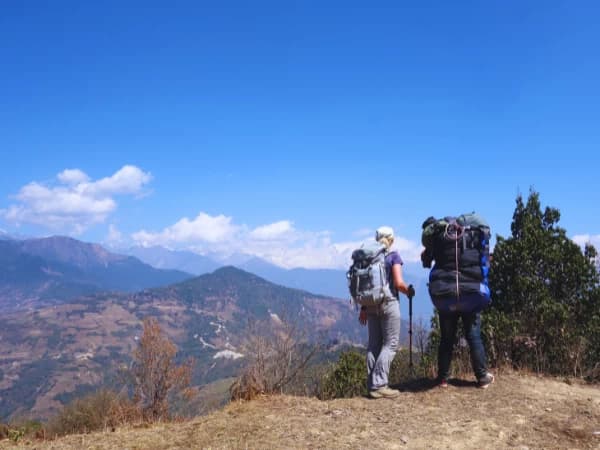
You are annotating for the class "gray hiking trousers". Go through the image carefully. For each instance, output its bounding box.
[366,299,401,390]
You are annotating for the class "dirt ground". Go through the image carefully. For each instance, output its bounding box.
[2,372,599,449]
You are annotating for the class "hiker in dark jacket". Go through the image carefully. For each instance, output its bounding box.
[421,214,495,389]
[358,226,415,399]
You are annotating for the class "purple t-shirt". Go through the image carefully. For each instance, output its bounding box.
[385,251,403,297]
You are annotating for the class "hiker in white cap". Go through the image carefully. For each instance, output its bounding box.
[358,226,415,399]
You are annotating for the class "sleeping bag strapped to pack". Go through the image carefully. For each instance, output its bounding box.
[347,242,395,307]
[421,212,491,313]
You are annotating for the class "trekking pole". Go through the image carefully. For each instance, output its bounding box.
[408,285,414,374]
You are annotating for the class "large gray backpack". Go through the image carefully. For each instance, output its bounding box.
[347,242,394,307]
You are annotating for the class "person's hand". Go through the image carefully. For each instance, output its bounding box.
[358,308,367,326]
[407,284,416,298]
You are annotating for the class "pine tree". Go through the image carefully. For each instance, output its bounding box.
[485,189,599,376]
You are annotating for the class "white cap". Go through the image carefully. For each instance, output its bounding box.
[375,226,394,241]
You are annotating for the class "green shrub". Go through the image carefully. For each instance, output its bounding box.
[46,389,141,437]
[388,349,429,384]
[318,350,366,400]
[4,419,44,442]
[8,427,24,443]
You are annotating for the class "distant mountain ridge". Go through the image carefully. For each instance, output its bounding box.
[1,236,433,318]
[125,245,220,275]
[0,266,387,420]
[125,245,434,319]
[21,236,127,268]
[0,237,193,311]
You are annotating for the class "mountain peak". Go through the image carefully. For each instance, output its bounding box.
[212,265,254,276]
[0,236,193,312]
[20,235,125,268]
[184,265,271,288]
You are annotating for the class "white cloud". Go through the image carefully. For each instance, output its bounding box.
[572,234,600,250]
[267,242,350,269]
[131,212,240,247]
[78,165,152,197]
[131,213,423,269]
[57,169,90,185]
[105,224,124,248]
[392,236,424,263]
[249,220,293,240]
[2,165,152,234]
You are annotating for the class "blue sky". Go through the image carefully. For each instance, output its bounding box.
[1,1,599,269]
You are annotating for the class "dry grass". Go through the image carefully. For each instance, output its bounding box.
[43,390,143,439]
[2,371,599,450]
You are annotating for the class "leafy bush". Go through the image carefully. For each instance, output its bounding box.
[8,428,24,443]
[46,389,141,438]
[388,349,433,384]
[318,350,366,400]
[6,419,44,442]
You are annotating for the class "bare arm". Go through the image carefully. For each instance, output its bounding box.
[391,263,411,296]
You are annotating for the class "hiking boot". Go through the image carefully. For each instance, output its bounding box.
[478,372,495,389]
[369,386,399,399]
[369,389,383,399]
